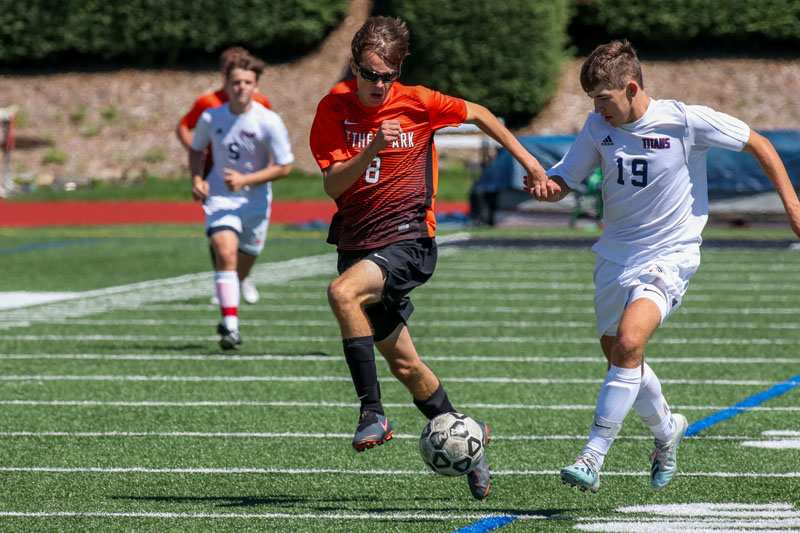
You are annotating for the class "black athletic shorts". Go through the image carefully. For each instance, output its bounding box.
[337,237,437,341]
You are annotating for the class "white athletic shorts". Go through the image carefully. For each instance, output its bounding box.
[593,251,700,338]
[203,196,271,256]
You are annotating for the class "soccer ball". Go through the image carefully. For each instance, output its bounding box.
[419,412,485,477]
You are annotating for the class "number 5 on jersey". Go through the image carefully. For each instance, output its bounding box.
[365,156,382,184]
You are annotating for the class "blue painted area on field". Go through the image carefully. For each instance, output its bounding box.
[0,238,100,255]
[686,372,800,437]
[453,516,517,532]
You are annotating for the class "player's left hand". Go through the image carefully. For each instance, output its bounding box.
[224,169,247,192]
[525,178,563,201]
[523,163,549,199]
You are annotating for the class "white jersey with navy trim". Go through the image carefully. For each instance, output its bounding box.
[192,101,294,211]
[547,98,750,265]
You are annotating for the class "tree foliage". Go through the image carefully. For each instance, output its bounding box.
[0,0,348,64]
[381,0,573,126]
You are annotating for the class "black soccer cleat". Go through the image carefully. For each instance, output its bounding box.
[466,420,491,500]
[352,411,393,452]
[217,323,242,350]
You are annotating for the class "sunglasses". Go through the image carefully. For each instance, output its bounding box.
[355,64,401,83]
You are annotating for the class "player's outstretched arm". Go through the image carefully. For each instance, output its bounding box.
[742,130,800,238]
[464,102,549,198]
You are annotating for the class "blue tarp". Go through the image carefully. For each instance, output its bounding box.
[473,130,800,200]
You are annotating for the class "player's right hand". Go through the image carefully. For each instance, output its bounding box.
[373,119,401,150]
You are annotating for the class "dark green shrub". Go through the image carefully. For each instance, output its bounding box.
[0,0,348,65]
[378,1,573,127]
[571,0,800,55]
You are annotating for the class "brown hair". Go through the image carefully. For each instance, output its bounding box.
[351,16,410,67]
[580,40,644,92]
[219,46,248,71]
[225,52,266,81]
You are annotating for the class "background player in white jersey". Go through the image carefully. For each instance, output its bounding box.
[177,46,273,306]
[531,40,800,493]
[190,53,294,350]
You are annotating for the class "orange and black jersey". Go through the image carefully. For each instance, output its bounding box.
[310,83,467,250]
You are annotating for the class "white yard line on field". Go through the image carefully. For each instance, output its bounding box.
[7,317,800,330]
[0,509,530,521]
[741,439,800,449]
[443,261,800,272]
[3,334,800,345]
[72,290,797,303]
[0,430,779,440]
[3,353,800,364]
[0,374,795,386]
[0,466,797,478]
[578,503,800,533]
[1,399,797,411]
[283,279,800,292]
[47,303,800,315]
[1,505,799,529]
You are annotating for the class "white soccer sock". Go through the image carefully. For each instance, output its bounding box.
[215,270,239,332]
[632,362,674,442]
[584,365,642,469]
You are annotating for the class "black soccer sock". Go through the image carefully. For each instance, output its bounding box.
[413,382,455,420]
[342,336,383,415]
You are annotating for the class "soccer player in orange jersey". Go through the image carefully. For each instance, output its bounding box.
[310,16,549,500]
[177,46,272,305]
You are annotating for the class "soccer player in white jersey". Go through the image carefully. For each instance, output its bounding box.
[530,40,800,493]
[190,53,294,350]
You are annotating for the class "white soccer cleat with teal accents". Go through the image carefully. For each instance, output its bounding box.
[650,413,688,489]
[561,453,600,493]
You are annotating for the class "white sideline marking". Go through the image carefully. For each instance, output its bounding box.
[4,353,800,365]
[741,439,800,449]
[0,253,337,320]
[763,430,800,436]
[1,399,798,412]
[617,502,799,517]
[576,519,800,532]
[575,503,800,532]
[0,232,468,321]
[0,375,790,385]
[0,292,82,310]
[1,466,797,478]
[741,430,800,449]
[4,334,800,345]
